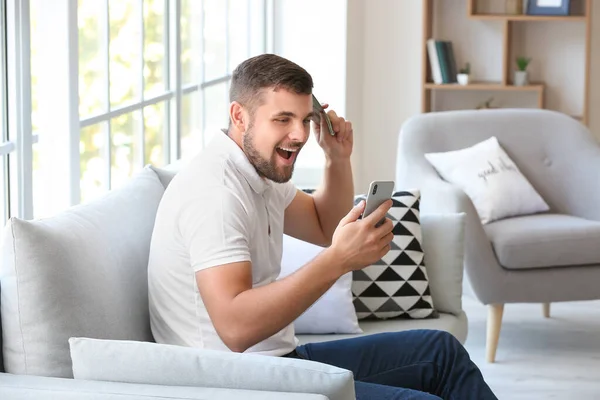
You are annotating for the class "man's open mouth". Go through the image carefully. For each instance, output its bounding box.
[275,146,299,161]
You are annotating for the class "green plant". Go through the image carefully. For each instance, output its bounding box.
[516,56,531,71]
[459,62,471,75]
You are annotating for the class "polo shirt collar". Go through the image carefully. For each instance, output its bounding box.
[213,130,271,195]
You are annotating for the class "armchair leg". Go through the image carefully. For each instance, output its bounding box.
[486,304,504,363]
[543,303,551,318]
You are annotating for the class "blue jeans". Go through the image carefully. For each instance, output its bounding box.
[294,330,497,400]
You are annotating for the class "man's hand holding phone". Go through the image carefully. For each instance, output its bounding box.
[328,199,394,275]
[311,95,354,161]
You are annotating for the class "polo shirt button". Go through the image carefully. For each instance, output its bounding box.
[544,158,552,167]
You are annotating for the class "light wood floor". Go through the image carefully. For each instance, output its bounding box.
[462,295,600,399]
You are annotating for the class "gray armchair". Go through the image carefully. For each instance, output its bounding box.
[395,109,600,362]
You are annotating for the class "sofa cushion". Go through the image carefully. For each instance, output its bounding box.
[149,160,188,190]
[149,164,178,189]
[297,311,468,345]
[485,214,600,269]
[0,166,164,378]
[69,338,355,400]
[0,283,3,373]
[352,190,436,320]
[0,373,328,400]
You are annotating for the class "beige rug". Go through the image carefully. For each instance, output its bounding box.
[462,295,600,399]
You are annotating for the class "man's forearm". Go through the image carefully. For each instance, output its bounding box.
[224,248,343,352]
[313,157,354,243]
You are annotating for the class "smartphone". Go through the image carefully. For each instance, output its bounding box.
[362,181,395,226]
[312,94,335,136]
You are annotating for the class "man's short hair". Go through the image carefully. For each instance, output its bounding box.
[229,54,313,125]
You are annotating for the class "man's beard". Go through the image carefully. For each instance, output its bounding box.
[242,125,297,184]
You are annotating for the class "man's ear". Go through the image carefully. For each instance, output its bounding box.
[229,101,247,132]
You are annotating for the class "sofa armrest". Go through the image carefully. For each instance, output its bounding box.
[416,177,471,216]
[417,179,512,305]
[557,147,600,221]
[69,338,355,400]
[396,142,508,305]
[0,373,328,400]
[420,213,466,316]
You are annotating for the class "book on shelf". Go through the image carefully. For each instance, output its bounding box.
[426,39,458,84]
[445,42,458,83]
[426,39,443,84]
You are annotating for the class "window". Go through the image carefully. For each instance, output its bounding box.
[0,0,9,224]
[24,0,267,219]
[3,0,35,222]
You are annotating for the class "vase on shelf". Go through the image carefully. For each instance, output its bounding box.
[506,0,524,15]
[457,62,471,85]
[514,70,529,86]
[457,73,470,85]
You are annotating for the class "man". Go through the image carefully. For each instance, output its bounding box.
[148,54,497,399]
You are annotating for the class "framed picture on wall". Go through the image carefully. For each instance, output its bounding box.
[526,0,571,15]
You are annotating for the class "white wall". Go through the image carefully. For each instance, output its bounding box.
[345,0,365,190]
[354,0,423,191]
[272,0,347,114]
[590,1,600,136]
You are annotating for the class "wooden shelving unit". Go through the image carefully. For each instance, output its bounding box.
[424,82,544,91]
[422,0,593,126]
[468,14,586,21]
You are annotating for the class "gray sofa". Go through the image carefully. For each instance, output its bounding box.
[0,162,468,399]
[395,108,600,363]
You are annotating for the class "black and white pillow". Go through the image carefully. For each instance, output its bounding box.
[351,190,437,320]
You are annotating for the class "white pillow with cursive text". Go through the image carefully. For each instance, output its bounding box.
[425,136,549,224]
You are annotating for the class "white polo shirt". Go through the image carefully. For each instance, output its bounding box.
[147,131,299,356]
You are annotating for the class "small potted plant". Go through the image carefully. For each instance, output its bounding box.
[457,63,470,85]
[514,56,531,86]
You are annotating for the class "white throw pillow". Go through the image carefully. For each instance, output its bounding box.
[281,235,362,334]
[69,338,356,400]
[425,137,549,224]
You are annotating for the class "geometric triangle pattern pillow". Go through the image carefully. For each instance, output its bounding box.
[351,189,437,320]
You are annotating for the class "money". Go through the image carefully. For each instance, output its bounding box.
[312,94,335,136]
